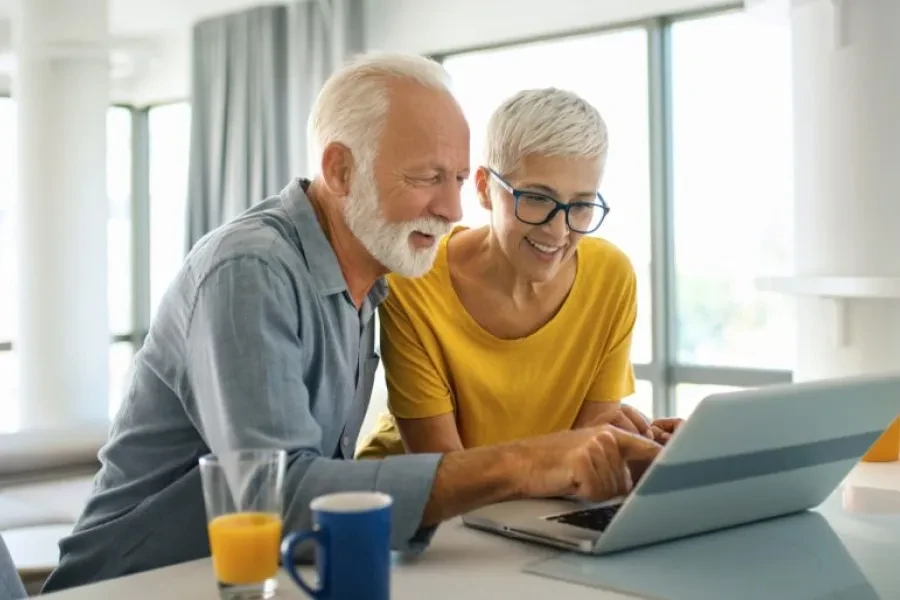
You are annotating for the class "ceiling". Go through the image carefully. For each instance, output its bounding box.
[0,0,283,97]
[0,0,278,37]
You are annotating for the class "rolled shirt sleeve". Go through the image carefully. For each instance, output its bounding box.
[184,256,441,552]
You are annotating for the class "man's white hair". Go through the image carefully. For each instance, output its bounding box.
[307,52,453,173]
[484,88,609,174]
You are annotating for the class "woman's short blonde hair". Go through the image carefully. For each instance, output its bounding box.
[484,87,609,174]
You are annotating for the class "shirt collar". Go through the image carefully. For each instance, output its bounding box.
[280,178,388,307]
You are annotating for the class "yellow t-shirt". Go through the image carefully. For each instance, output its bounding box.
[356,228,637,458]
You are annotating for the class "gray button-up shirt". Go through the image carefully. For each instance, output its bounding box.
[42,179,442,592]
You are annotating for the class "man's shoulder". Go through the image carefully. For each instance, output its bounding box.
[185,197,310,287]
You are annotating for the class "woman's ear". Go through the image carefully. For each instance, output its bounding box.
[474,167,492,211]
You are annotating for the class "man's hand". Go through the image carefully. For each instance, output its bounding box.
[515,425,663,502]
[650,417,684,445]
[422,423,663,525]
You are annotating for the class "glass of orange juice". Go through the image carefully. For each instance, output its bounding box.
[200,449,286,600]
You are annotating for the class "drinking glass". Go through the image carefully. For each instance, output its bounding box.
[200,449,287,600]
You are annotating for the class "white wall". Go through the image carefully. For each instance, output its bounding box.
[364,0,729,56]
[126,30,191,106]
[4,1,734,104]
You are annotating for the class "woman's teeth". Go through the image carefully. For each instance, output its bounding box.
[526,238,561,254]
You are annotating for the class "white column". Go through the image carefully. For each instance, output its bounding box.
[13,0,110,428]
[791,0,900,382]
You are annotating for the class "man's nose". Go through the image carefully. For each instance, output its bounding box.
[430,180,463,224]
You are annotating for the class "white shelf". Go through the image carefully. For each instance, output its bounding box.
[756,276,900,347]
[756,276,900,300]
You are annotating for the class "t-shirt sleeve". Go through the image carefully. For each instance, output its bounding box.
[380,284,454,419]
[585,264,637,403]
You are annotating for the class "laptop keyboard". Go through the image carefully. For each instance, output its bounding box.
[546,503,622,532]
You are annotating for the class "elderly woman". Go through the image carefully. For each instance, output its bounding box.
[357,87,678,460]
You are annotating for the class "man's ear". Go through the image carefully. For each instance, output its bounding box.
[320,142,354,196]
[474,166,492,211]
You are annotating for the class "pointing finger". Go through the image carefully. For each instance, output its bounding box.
[606,427,663,462]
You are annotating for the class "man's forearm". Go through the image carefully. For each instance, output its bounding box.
[421,444,525,526]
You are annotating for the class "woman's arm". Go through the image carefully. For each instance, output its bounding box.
[573,399,622,429]
[397,413,465,454]
[369,285,461,455]
[575,263,643,429]
[573,400,652,437]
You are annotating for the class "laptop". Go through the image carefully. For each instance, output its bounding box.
[462,372,900,555]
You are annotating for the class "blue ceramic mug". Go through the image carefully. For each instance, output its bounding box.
[281,492,392,600]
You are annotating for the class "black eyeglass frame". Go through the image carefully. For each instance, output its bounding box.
[487,168,610,234]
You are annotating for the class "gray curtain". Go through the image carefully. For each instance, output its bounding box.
[287,0,365,175]
[186,0,365,249]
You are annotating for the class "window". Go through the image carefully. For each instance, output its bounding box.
[670,11,795,370]
[108,106,134,335]
[675,383,745,419]
[0,104,134,340]
[0,99,17,431]
[149,102,192,319]
[442,27,653,364]
[0,346,133,432]
[624,380,654,419]
[109,341,135,419]
[0,351,16,433]
[0,103,137,431]
[0,98,16,345]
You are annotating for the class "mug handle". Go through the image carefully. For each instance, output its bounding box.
[281,530,328,599]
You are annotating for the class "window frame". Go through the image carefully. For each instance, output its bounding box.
[0,4,795,420]
[0,101,188,422]
[434,2,793,418]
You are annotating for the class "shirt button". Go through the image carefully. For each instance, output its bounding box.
[342,436,350,447]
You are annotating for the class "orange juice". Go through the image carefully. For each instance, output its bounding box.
[862,417,900,462]
[208,512,282,584]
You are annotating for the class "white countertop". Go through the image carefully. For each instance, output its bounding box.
[40,462,900,600]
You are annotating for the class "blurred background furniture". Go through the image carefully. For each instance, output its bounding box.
[0,425,106,595]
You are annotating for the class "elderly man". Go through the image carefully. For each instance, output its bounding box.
[42,52,661,592]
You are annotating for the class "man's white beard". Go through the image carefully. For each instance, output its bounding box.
[343,162,451,278]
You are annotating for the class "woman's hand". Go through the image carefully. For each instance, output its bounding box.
[649,417,684,445]
[575,403,685,446]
